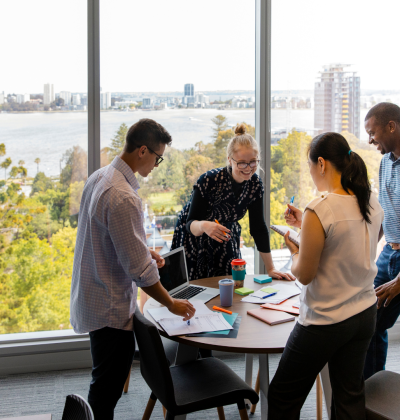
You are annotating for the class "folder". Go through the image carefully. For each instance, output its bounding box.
[247,308,295,326]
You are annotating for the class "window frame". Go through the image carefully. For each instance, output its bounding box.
[0,0,270,370]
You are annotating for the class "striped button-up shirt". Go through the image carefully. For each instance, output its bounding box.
[379,152,400,243]
[70,157,159,334]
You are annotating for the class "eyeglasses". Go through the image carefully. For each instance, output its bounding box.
[231,158,260,170]
[147,146,164,165]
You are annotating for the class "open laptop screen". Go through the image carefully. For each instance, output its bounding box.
[158,247,188,293]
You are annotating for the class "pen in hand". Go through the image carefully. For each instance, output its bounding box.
[288,196,295,214]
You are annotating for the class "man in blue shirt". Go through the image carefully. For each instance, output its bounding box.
[70,118,195,419]
[364,103,400,379]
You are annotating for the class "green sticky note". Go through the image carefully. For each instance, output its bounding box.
[234,287,254,296]
[260,287,279,294]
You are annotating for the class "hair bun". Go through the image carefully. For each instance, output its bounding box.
[234,123,247,136]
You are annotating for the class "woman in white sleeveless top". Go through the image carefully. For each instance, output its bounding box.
[268,132,384,420]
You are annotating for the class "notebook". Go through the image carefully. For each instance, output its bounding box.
[247,308,295,326]
[261,301,300,315]
[270,225,300,247]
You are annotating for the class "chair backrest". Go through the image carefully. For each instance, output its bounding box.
[133,308,176,405]
[61,394,94,420]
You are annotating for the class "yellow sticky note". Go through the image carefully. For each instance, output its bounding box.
[261,287,279,294]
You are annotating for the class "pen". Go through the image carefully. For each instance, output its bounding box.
[186,320,190,325]
[253,292,277,299]
[288,196,295,214]
[213,305,233,315]
[214,219,227,237]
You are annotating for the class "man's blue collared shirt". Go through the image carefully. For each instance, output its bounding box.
[379,152,400,243]
[70,157,159,334]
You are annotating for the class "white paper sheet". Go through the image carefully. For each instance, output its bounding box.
[158,313,233,336]
[295,280,303,290]
[147,300,212,322]
[241,283,300,304]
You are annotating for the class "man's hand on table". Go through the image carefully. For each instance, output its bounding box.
[150,249,165,268]
[167,299,196,321]
[376,277,400,308]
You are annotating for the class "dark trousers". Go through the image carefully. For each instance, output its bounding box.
[88,327,135,420]
[364,244,400,379]
[268,304,377,420]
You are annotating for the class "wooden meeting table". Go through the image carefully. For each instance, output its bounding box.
[144,274,331,420]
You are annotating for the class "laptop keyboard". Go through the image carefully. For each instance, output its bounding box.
[172,286,206,300]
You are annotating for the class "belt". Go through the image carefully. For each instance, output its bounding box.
[388,243,400,250]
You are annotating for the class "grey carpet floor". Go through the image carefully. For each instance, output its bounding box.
[1,339,400,420]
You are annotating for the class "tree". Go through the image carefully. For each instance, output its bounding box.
[60,146,88,187]
[31,172,54,196]
[34,158,40,174]
[1,158,12,180]
[107,123,128,162]
[18,160,25,166]
[0,144,5,157]
[211,115,228,140]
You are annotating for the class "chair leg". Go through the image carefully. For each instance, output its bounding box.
[165,411,175,420]
[316,375,323,420]
[217,406,226,420]
[123,368,131,393]
[142,393,157,420]
[238,400,249,420]
[250,370,260,414]
[162,405,167,418]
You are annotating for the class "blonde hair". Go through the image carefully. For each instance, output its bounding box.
[226,123,260,165]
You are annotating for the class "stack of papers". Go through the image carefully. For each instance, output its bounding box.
[241,283,300,304]
[147,300,233,336]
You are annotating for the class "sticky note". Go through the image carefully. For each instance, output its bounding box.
[254,275,272,284]
[234,287,254,296]
[261,287,279,294]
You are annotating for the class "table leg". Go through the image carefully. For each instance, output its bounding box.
[174,342,199,420]
[259,354,269,420]
[245,353,254,407]
[319,364,332,419]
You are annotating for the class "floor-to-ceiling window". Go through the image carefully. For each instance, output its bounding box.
[0,1,87,335]
[270,0,395,268]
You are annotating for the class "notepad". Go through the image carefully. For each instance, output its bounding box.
[270,225,300,247]
[247,308,295,326]
[261,301,300,315]
[254,275,272,284]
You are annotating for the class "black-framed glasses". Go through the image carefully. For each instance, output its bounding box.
[147,146,164,165]
[231,158,260,169]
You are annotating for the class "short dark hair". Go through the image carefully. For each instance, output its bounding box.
[365,102,400,127]
[125,119,172,153]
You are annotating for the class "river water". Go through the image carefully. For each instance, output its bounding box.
[0,108,368,178]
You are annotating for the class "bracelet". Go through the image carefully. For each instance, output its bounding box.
[291,251,299,259]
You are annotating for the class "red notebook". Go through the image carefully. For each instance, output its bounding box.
[247,308,295,326]
[261,301,300,316]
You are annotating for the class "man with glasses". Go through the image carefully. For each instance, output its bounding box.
[70,118,195,420]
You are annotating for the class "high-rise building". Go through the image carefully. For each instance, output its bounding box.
[16,93,30,104]
[72,94,81,106]
[100,92,111,109]
[43,83,54,105]
[142,97,152,109]
[184,83,194,96]
[0,91,4,105]
[59,91,71,106]
[314,64,360,138]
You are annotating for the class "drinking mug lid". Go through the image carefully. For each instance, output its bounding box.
[231,259,246,265]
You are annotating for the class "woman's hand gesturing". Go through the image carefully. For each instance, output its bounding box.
[284,204,303,229]
[202,221,231,243]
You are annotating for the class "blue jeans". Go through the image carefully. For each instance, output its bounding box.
[364,244,400,380]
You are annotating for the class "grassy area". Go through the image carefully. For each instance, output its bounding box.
[149,191,182,212]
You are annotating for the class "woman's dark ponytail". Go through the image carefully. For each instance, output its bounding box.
[308,132,372,223]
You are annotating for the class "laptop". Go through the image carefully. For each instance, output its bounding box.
[159,247,220,303]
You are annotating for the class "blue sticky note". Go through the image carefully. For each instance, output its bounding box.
[254,275,272,284]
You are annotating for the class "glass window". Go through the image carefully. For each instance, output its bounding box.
[270,0,396,268]
[0,1,87,334]
[100,0,256,301]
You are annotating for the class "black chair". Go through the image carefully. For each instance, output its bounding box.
[134,308,259,420]
[365,370,400,420]
[61,394,94,420]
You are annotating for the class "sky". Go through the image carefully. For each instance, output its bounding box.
[1,0,399,94]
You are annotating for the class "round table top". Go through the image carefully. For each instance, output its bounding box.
[143,274,300,354]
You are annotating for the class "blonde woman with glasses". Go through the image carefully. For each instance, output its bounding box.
[171,123,294,282]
